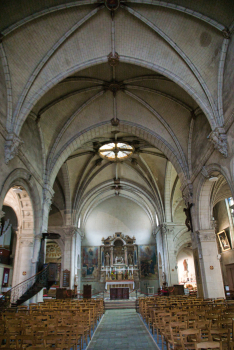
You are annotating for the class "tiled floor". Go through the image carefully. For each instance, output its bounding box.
[87,309,157,350]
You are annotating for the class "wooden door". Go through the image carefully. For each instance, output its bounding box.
[110,288,117,300]
[226,263,234,290]
[122,288,129,299]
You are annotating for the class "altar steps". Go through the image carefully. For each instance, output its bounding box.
[104,300,137,310]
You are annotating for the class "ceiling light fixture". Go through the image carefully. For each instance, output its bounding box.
[208,176,219,182]
[12,186,23,193]
[99,142,134,162]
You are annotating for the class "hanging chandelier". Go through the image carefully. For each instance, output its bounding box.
[99,142,134,162]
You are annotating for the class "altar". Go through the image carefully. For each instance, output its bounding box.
[105,280,135,291]
[100,233,139,289]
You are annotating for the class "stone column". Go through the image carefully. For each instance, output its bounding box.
[101,246,105,267]
[110,246,113,266]
[74,230,82,294]
[196,229,225,299]
[41,184,54,234]
[124,246,127,265]
[162,224,178,286]
[63,226,77,290]
[134,245,138,266]
[12,236,34,297]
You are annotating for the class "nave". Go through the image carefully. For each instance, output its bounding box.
[88,309,157,350]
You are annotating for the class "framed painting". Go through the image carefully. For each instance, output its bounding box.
[82,247,99,280]
[139,245,158,279]
[217,230,231,251]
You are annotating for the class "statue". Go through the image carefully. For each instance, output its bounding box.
[183,259,188,271]
[115,256,124,264]
[105,252,110,266]
[183,203,193,232]
[128,253,133,265]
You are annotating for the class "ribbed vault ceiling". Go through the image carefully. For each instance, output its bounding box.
[1,0,233,233]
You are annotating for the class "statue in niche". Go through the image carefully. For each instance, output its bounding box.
[183,259,188,280]
[115,256,124,264]
[183,259,188,271]
[105,252,110,266]
[128,253,133,265]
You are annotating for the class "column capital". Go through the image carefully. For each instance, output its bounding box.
[4,133,23,164]
[20,239,34,247]
[207,127,228,158]
[161,223,174,235]
[43,183,54,208]
[196,229,216,242]
[63,226,78,237]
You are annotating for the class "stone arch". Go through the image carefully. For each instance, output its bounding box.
[14,56,217,137]
[3,189,21,229]
[0,170,42,288]
[48,121,189,193]
[195,164,234,231]
[0,169,42,235]
[176,245,196,285]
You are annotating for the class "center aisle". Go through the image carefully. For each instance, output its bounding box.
[87,309,158,350]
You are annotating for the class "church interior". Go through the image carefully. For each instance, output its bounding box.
[0,0,234,349]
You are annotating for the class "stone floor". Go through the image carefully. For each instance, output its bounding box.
[87,309,158,350]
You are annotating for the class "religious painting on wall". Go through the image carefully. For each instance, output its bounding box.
[139,245,158,279]
[82,247,99,280]
[217,229,231,251]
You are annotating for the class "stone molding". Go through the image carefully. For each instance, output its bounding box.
[207,128,228,158]
[4,133,23,164]
[20,239,34,247]
[197,229,216,242]
[108,52,119,66]
[63,226,81,238]
[43,184,54,209]
[161,223,174,235]
[201,166,209,178]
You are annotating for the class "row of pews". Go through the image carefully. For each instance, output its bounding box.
[139,295,234,349]
[0,298,104,349]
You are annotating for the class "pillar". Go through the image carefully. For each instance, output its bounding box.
[124,246,127,265]
[162,224,179,286]
[12,236,34,286]
[63,226,77,290]
[101,247,104,267]
[134,245,138,266]
[74,230,82,293]
[195,229,225,298]
[110,246,113,266]
[41,184,54,234]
